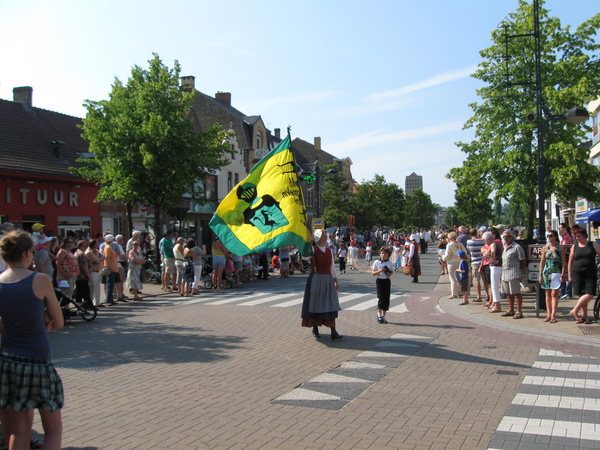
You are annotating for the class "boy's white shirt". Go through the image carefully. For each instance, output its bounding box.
[372,259,393,279]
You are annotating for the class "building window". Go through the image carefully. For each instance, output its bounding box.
[234,173,239,186]
[227,172,233,192]
[256,131,262,149]
[205,176,217,202]
[59,217,92,241]
[231,143,235,160]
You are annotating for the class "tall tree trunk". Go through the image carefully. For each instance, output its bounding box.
[154,206,162,268]
[126,203,134,239]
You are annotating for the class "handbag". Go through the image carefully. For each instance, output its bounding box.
[100,266,112,277]
[403,266,411,275]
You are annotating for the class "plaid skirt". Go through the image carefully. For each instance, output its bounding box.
[0,350,64,412]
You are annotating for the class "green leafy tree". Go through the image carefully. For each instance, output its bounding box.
[73,54,231,259]
[322,164,352,227]
[351,175,405,230]
[453,186,493,227]
[447,1,600,237]
[404,189,436,229]
[443,206,459,229]
[506,201,527,227]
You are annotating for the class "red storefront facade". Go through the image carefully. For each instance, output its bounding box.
[0,172,100,239]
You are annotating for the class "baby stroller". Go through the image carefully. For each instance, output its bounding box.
[55,286,97,322]
[289,249,307,275]
[201,255,214,278]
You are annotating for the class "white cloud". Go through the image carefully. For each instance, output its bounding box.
[327,122,464,154]
[365,65,477,103]
[239,91,342,113]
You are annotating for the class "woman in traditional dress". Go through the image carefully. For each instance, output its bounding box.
[301,229,343,340]
[538,230,567,323]
[407,235,421,283]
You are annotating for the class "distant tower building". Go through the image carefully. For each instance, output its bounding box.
[405,172,423,195]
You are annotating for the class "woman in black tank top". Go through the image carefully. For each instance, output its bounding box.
[568,227,600,323]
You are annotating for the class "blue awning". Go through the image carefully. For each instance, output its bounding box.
[575,208,600,224]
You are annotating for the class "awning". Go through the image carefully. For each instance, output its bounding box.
[575,208,600,224]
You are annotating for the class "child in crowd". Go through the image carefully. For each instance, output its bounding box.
[348,242,359,270]
[372,246,393,323]
[456,250,470,305]
[337,242,347,274]
[392,241,402,272]
[32,223,47,250]
[365,242,372,262]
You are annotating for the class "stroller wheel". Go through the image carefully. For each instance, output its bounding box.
[204,280,213,289]
[80,306,98,322]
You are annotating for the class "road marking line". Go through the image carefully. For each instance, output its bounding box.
[339,361,387,370]
[497,417,597,438]
[270,292,367,308]
[346,294,405,311]
[389,333,433,340]
[387,301,409,313]
[238,292,299,306]
[309,373,371,383]
[512,393,600,411]
[522,376,600,389]
[274,388,342,402]
[532,361,600,372]
[357,350,408,358]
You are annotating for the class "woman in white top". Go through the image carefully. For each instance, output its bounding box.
[443,232,466,298]
[173,237,186,295]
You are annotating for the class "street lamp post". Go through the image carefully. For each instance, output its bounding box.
[532,0,589,315]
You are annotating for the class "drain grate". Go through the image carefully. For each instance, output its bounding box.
[55,356,131,373]
[497,370,519,376]
[484,346,498,349]
[578,325,600,336]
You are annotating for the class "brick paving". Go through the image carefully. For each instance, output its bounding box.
[31,253,599,449]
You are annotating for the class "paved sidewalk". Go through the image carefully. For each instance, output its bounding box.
[434,272,600,348]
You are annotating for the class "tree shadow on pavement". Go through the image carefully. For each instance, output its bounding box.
[313,333,530,370]
[50,308,247,366]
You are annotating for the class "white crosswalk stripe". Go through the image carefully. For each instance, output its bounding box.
[238,292,300,306]
[488,349,600,449]
[174,289,409,312]
[346,293,406,311]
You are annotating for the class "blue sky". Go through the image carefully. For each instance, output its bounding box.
[1,0,597,207]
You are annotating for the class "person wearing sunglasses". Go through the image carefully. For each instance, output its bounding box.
[568,228,600,324]
[538,230,567,323]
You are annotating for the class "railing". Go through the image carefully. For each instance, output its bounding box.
[255,148,268,160]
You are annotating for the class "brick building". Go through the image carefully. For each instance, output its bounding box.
[0,87,101,238]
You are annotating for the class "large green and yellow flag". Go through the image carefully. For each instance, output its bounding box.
[209,134,312,256]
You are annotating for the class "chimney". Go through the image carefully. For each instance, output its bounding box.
[13,86,33,110]
[215,92,231,106]
[314,137,321,151]
[274,128,281,139]
[180,76,195,91]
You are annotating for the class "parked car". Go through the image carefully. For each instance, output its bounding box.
[326,226,350,238]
